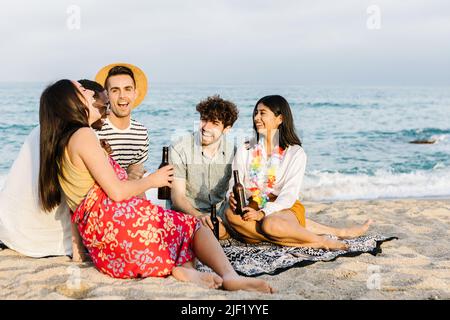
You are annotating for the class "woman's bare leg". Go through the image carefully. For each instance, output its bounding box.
[261,211,348,250]
[224,207,271,243]
[305,218,374,239]
[226,206,346,250]
[191,225,274,293]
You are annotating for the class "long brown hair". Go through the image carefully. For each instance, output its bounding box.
[39,80,90,212]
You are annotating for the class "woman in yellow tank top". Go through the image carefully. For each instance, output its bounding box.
[37,79,274,293]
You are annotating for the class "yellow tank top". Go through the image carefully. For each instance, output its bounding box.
[58,148,95,211]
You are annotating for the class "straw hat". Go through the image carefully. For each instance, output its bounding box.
[95,62,148,109]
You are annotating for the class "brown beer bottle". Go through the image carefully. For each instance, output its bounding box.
[210,205,220,240]
[232,170,247,216]
[157,146,171,200]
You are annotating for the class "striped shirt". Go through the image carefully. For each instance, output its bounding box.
[96,118,149,170]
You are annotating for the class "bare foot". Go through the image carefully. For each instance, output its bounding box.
[321,237,349,251]
[221,274,275,294]
[339,219,374,239]
[172,266,223,289]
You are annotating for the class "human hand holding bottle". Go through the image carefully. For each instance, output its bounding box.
[228,191,237,212]
[149,165,174,188]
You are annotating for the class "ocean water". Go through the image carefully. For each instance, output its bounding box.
[0,82,449,201]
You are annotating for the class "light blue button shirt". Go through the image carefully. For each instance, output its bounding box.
[169,132,235,218]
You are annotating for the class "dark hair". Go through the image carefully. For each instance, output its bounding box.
[78,79,105,98]
[39,79,90,212]
[196,95,239,128]
[253,95,302,149]
[104,66,136,88]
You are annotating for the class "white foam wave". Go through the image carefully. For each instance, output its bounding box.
[433,162,446,170]
[2,169,450,203]
[301,169,450,201]
[430,134,448,143]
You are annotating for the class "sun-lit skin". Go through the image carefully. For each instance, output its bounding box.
[105,74,138,129]
[253,103,283,135]
[199,118,231,158]
[253,103,283,154]
[199,118,230,145]
[72,81,101,125]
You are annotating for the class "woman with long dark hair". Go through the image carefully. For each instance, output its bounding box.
[225,95,373,249]
[38,79,273,293]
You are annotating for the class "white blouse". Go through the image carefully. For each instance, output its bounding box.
[227,140,307,216]
[0,126,72,257]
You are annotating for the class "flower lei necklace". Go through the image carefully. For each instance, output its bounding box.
[248,142,285,208]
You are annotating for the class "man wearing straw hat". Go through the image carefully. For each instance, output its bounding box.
[95,63,149,187]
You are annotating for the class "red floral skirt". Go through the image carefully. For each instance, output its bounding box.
[71,157,200,279]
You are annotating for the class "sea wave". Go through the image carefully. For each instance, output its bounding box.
[0,124,37,131]
[430,134,448,143]
[301,168,450,201]
[356,128,450,145]
[405,128,450,144]
[361,128,450,138]
[2,168,450,203]
[304,102,368,109]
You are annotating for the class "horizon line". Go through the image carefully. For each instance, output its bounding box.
[0,81,449,88]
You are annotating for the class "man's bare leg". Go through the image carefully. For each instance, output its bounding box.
[172,261,223,289]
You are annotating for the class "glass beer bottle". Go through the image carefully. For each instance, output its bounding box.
[210,205,220,240]
[157,146,171,200]
[232,170,247,216]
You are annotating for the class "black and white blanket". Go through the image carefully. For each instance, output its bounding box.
[196,235,397,276]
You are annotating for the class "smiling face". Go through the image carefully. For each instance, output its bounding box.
[106,74,137,119]
[253,103,283,135]
[72,81,101,125]
[199,117,229,146]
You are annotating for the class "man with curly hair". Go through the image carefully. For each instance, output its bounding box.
[169,95,238,239]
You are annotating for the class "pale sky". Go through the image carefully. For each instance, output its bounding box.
[0,0,449,85]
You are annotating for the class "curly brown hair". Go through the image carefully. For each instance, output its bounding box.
[196,95,239,128]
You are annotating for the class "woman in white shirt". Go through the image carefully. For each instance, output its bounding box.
[225,95,373,250]
[0,126,72,257]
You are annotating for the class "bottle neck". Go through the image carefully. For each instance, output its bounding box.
[162,147,169,162]
[233,171,240,184]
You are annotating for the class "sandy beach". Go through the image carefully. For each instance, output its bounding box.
[0,197,449,300]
